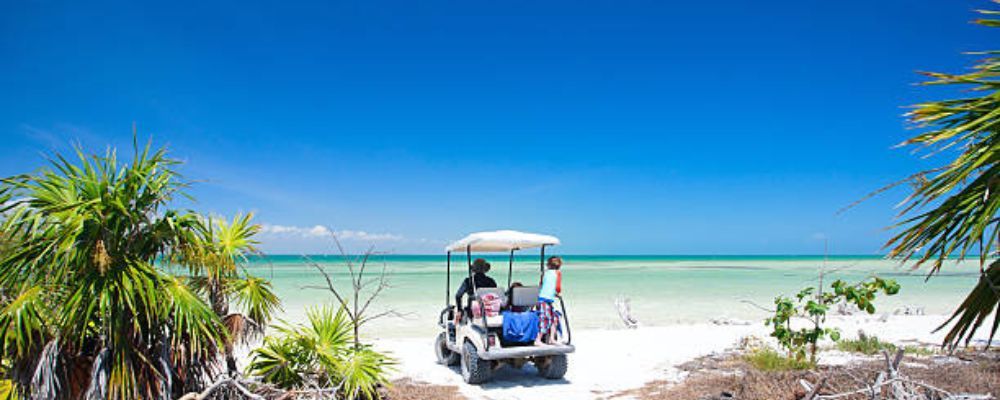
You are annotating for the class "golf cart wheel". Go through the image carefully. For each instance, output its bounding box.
[460,341,492,384]
[536,354,568,379]
[435,332,459,366]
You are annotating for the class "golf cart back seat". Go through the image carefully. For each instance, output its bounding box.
[510,286,540,308]
[471,288,506,328]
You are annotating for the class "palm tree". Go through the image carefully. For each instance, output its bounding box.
[0,141,227,399]
[176,213,281,376]
[887,5,999,348]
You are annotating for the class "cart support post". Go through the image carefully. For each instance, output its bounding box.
[558,295,572,345]
[539,244,547,282]
[466,246,474,296]
[446,251,451,309]
[507,249,515,288]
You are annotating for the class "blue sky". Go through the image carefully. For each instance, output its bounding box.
[0,0,993,254]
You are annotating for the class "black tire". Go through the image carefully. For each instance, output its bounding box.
[536,354,568,379]
[460,341,492,384]
[435,332,459,366]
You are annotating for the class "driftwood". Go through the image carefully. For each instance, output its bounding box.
[176,376,347,400]
[614,295,639,329]
[797,349,995,400]
[176,377,264,400]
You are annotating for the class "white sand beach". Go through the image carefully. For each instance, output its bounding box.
[376,315,994,400]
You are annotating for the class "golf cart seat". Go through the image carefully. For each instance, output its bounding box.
[476,288,507,306]
[510,286,540,308]
[473,315,505,328]
[471,288,506,328]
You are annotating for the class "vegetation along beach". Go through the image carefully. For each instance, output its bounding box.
[1,0,998,399]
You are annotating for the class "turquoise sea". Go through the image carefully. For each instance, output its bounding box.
[233,255,985,338]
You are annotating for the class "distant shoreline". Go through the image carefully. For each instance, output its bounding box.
[251,254,898,259]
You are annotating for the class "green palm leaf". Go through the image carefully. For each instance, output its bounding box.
[247,336,309,387]
[163,275,227,358]
[936,259,1000,347]
[0,379,17,400]
[303,305,353,362]
[228,275,282,329]
[888,5,1000,348]
[336,346,396,400]
[0,286,48,359]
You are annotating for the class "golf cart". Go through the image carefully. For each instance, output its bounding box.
[435,230,574,384]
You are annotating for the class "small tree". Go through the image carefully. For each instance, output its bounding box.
[766,276,900,363]
[247,233,398,399]
[304,233,403,350]
[174,213,282,376]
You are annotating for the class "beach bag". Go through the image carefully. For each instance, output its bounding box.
[471,293,503,318]
[501,311,539,343]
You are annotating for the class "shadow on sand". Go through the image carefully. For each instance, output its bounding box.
[446,364,571,389]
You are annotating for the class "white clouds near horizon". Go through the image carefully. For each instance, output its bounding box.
[255,223,430,253]
[259,224,404,242]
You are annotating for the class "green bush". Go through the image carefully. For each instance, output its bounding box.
[902,345,937,356]
[765,276,899,363]
[835,332,939,357]
[247,305,395,400]
[835,333,897,355]
[743,348,816,371]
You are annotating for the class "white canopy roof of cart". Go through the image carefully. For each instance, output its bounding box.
[445,230,560,252]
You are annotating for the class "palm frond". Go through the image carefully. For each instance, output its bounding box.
[0,379,18,400]
[303,305,353,360]
[888,6,1000,348]
[335,346,395,400]
[222,313,259,348]
[0,286,49,359]
[163,275,227,359]
[247,336,309,388]
[228,275,282,329]
[936,259,1000,348]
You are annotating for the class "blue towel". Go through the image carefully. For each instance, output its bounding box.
[501,311,539,343]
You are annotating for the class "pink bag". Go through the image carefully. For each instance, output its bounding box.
[471,293,502,318]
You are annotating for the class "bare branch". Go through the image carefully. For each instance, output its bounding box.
[302,256,348,310]
[740,299,776,313]
[358,266,393,318]
[176,377,263,400]
[358,309,413,327]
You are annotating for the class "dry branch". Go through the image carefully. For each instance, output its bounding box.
[301,230,405,349]
[805,349,995,400]
[615,295,639,329]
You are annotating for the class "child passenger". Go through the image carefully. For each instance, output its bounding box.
[535,256,563,346]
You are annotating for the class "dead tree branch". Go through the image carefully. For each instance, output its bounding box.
[805,349,995,400]
[300,230,405,349]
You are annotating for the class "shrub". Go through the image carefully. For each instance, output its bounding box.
[902,346,937,356]
[835,332,896,355]
[743,348,815,371]
[765,276,899,363]
[248,305,395,400]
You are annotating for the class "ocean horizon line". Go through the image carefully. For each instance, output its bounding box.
[252,253,893,258]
